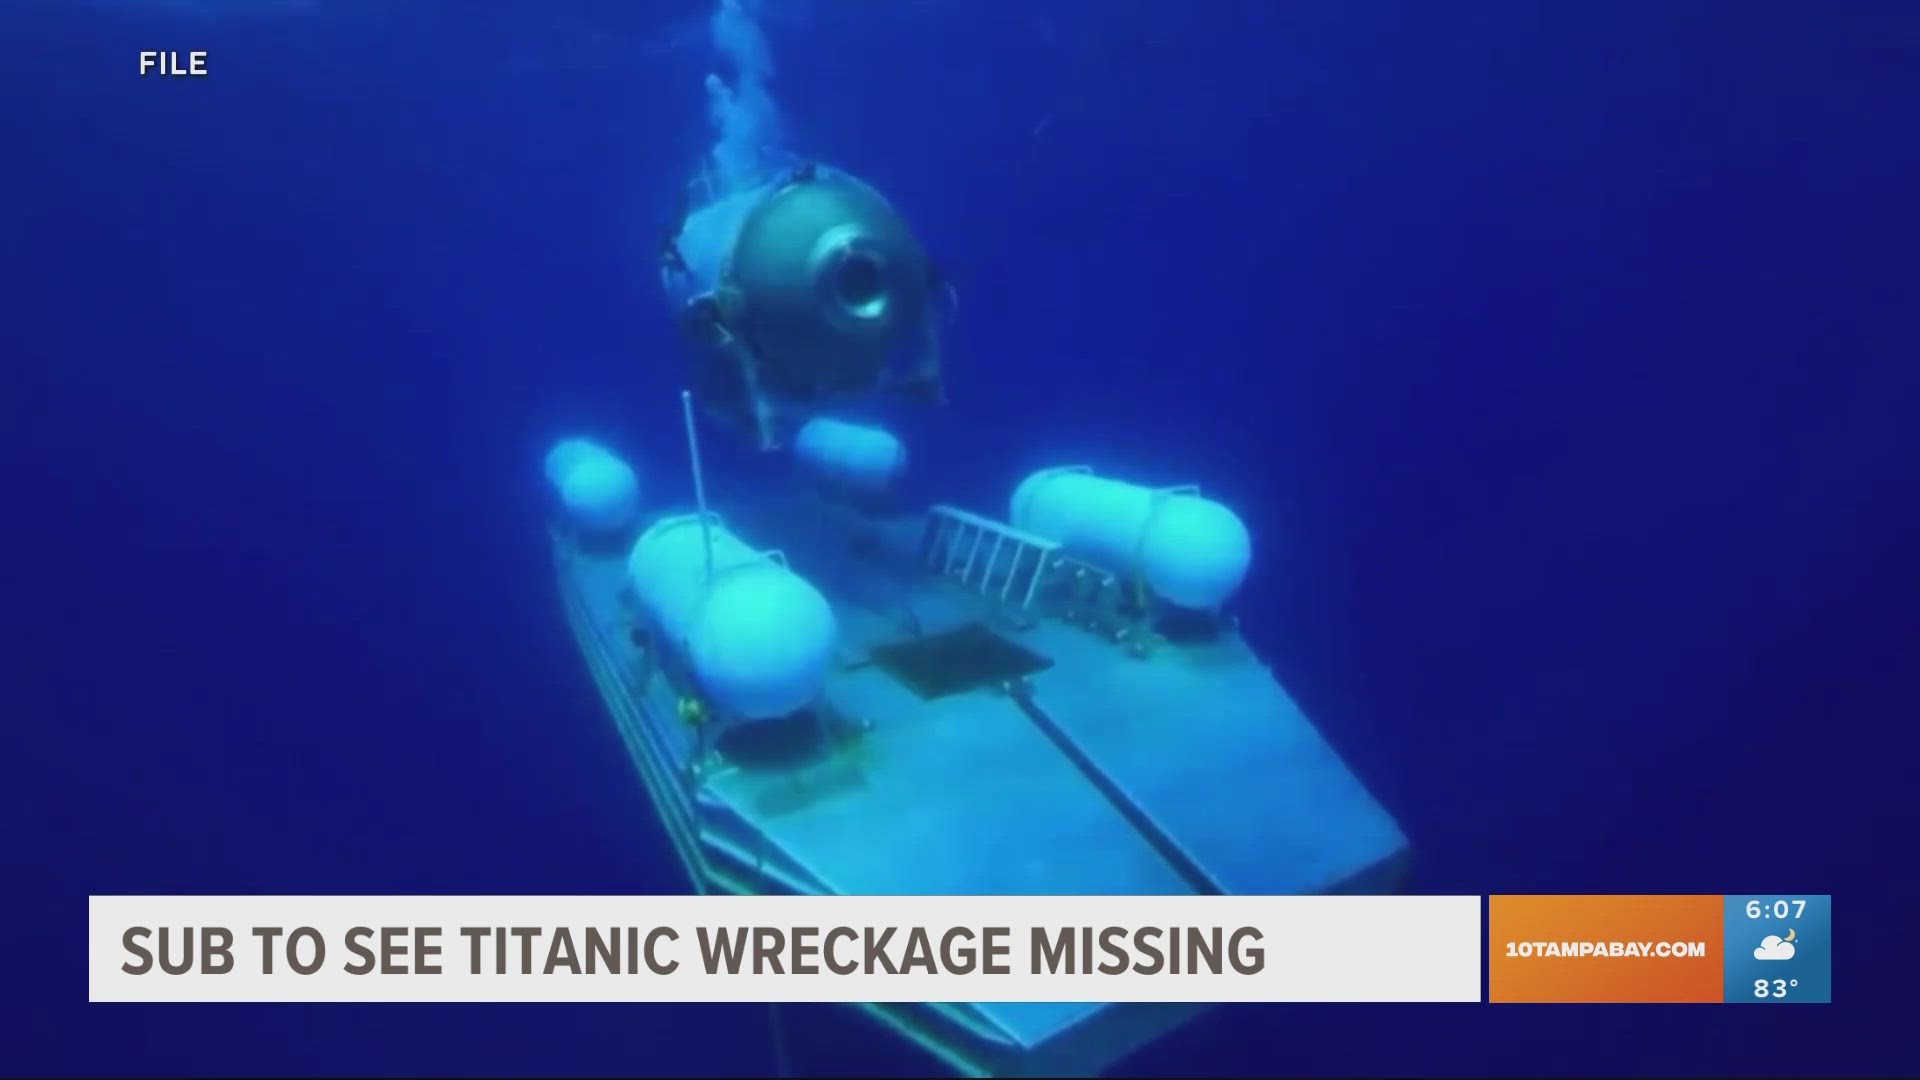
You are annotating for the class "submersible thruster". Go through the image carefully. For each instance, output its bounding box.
[661,160,949,450]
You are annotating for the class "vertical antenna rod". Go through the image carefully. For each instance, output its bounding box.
[681,390,715,576]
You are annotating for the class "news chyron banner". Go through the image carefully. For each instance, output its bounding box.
[1488,894,1832,1003]
[88,894,1831,1004]
[90,895,1482,1003]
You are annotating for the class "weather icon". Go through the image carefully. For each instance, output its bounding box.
[1754,929,1797,961]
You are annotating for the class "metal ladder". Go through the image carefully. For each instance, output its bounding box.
[920,505,1061,610]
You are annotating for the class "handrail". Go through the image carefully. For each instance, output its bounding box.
[920,505,1062,610]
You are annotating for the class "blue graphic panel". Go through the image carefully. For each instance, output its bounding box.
[1723,895,1831,1003]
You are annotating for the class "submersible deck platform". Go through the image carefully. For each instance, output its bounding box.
[555,489,1408,1077]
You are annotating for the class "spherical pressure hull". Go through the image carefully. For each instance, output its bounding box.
[665,180,779,307]
[662,164,945,449]
[724,169,935,394]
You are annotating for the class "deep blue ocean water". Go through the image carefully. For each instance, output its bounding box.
[7,1,1918,1074]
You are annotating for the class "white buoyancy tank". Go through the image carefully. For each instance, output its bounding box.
[626,513,837,720]
[793,418,908,493]
[545,439,640,533]
[1009,467,1252,610]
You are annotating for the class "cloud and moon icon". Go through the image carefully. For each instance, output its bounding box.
[1754,928,1797,960]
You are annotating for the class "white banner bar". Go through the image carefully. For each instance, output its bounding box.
[90,894,1482,1004]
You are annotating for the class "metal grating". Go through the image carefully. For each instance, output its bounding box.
[868,622,1054,700]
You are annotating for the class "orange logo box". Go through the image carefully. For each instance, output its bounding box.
[1490,895,1725,1003]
